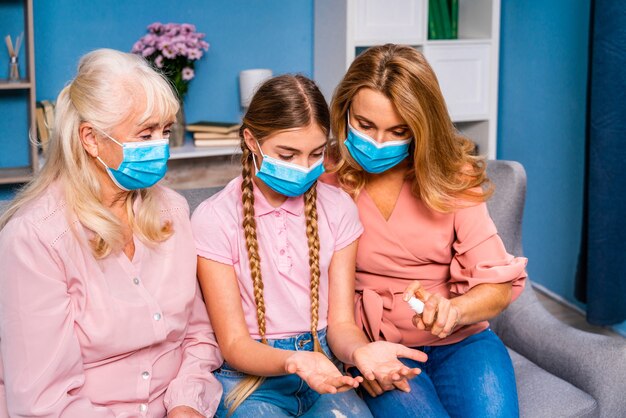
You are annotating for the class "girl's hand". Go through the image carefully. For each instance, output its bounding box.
[403,281,460,339]
[352,341,427,396]
[285,351,363,394]
[168,405,205,418]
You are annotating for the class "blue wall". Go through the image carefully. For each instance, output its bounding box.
[498,1,590,307]
[0,0,313,168]
[34,0,313,122]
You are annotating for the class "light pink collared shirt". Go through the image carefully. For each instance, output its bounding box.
[0,183,222,418]
[191,176,363,340]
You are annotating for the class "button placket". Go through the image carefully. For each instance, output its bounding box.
[276,210,291,272]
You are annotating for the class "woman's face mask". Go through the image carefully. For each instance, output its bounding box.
[97,132,170,191]
[344,119,412,174]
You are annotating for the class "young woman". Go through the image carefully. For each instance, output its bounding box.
[327,44,528,417]
[192,74,426,417]
[0,49,222,417]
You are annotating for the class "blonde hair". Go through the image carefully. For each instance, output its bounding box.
[0,49,179,257]
[225,74,329,414]
[329,44,491,212]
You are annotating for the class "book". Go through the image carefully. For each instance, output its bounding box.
[37,100,55,153]
[193,138,241,147]
[449,0,458,39]
[192,131,239,140]
[438,0,452,39]
[186,121,241,134]
[429,0,443,40]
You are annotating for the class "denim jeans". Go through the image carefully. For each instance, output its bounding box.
[213,328,373,418]
[351,328,519,418]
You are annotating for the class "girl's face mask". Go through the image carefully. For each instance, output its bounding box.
[253,139,325,197]
[97,133,170,191]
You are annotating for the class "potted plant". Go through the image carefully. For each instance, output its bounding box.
[132,22,209,147]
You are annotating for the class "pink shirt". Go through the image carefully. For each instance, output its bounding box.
[0,184,222,418]
[191,176,363,340]
[352,180,527,347]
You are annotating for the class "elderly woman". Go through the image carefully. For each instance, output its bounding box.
[0,49,222,417]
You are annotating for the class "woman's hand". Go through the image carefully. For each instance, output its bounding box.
[285,351,363,394]
[352,341,427,397]
[168,405,205,418]
[404,281,460,339]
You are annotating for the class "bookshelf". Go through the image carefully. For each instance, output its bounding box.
[314,0,500,158]
[0,0,37,184]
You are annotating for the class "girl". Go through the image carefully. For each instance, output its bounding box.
[191,74,426,417]
[327,43,527,418]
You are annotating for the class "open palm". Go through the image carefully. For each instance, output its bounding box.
[285,351,362,394]
[353,341,427,387]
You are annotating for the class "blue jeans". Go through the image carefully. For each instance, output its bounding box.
[351,329,519,418]
[213,329,373,418]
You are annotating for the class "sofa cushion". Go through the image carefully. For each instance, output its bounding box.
[509,348,597,418]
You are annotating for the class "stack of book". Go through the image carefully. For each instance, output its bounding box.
[35,100,55,154]
[186,121,241,147]
[428,0,459,40]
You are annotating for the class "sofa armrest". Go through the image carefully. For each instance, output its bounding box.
[494,283,626,416]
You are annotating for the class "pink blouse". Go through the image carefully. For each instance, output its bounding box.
[191,176,363,340]
[353,180,527,347]
[0,184,222,418]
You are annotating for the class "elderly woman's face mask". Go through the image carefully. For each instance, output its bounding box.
[96,133,170,191]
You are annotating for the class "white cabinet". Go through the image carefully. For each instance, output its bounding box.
[314,0,500,158]
[354,0,426,45]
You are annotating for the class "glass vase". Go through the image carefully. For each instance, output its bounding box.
[169,101,186,148]
[8,56,20,82]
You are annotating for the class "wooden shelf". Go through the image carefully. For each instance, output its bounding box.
[0,80,32,90]
[169,141,241,160]
[0,166,33,184]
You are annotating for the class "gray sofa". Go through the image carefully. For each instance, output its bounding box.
[1,160,625,417]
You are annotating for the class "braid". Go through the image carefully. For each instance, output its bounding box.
[240,148,268,343]
[224,146,266,415]
[304,183,323,353]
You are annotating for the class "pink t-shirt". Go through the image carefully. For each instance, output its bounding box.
[0,184,222,418]
[352,180,527,347]
[191,176,363,340]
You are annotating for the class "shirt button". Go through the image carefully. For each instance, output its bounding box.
[274,211,281,217]
[153,313,161,321]
[142,371,150,380]
[139,403,148,413]
[279,249,285,255]
[133,277,140,285]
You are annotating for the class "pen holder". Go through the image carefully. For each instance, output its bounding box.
[8,55,19,82]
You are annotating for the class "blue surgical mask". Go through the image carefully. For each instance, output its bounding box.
[344,118,412,174]
[97,133,170,191]
[253,140,325,197]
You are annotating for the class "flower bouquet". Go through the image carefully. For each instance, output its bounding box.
[132,23,209,146]
[132,22,209,99]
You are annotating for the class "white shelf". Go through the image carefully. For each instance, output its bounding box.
[169,141,241,160]
[314,0,500,159]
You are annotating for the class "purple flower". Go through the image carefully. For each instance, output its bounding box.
[162,46,176,59]
[141,46,156,57]
[131,40,144,53]
[147,22,163,33]
[182,67,195,81]
[132,22,209,98]
[187,48,203,60]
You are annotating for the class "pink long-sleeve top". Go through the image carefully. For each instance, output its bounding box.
[0,183,222,418]
[352,180,527,348]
